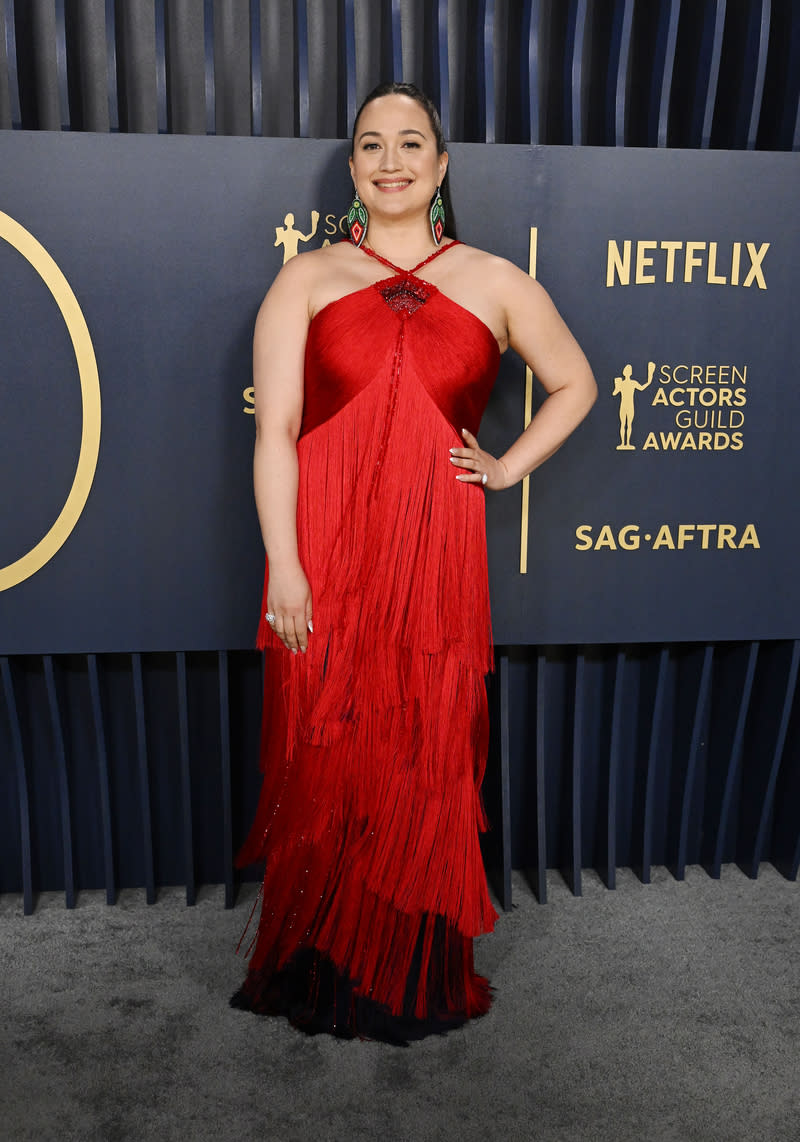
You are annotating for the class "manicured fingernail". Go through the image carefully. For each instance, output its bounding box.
[291,648,298,655]
[449,447,457,454]
[462,428,468,435]
[449,456,458,463]
[308,620,314,632]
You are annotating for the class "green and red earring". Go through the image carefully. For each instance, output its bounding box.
[430,186,445,245]
[347,189,368,248]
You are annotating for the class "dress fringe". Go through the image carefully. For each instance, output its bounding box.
[236,261,500,1039]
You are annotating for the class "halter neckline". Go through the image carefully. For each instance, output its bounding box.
[355,240,461,276]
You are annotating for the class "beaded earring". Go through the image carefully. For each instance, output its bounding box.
[429,186,445,246]
[347,190,368,248]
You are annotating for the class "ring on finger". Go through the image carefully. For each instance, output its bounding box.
[265,612,276,624]
[481,472,488,485]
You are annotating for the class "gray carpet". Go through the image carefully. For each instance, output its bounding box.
[1,865,798,1142]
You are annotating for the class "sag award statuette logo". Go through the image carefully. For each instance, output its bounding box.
[613,361,655,450]
[274,211,321,263]
[0,211,101,591]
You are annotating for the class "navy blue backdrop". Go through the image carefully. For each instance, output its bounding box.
[1,134,798,652]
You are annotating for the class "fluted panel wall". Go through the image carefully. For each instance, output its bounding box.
[0,650,266,911]
[1,0,799,147]
[2,643,799,911]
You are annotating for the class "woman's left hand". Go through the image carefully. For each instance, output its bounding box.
[449,428,508,490]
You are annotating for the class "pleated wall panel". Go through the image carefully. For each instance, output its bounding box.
[1,0,798,147]
[3,646,798,907]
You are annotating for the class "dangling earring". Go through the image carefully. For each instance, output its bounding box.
[430,186,445,246]
[347,189,368,248]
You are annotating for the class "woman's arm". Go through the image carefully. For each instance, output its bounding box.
[450,260,597,489]
[252,256,313,653]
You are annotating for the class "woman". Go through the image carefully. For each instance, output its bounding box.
[231,83,596,1044]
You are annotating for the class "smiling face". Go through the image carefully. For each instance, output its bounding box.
[349,94,448,228]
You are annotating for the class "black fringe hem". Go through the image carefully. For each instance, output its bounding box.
[229,948,479,1047]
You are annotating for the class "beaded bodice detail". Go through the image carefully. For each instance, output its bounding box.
[378,277,433,315]
[360,241,460,316]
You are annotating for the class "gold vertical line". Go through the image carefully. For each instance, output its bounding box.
[520,226,537,574]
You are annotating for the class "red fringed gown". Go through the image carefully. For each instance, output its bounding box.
[232,241,500,1043]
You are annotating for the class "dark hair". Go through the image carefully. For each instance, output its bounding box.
[350,82,457,239]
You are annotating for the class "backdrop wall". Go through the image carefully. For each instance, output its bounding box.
[2,134,797,653]
[1,0,799,911]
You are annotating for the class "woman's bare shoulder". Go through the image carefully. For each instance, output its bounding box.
[454,243,548,301]
[454,242,528,277]
[266,241,352,293]
[452,241,506,267]
[258,244,346,317]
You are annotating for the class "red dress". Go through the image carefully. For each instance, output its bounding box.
[233,241,500,1043]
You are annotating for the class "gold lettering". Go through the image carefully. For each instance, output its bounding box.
[607,240,631,287]
[652,388,668,406]
[619,526,640,551]
[595,525,617,550]
[677,524,695,548]
[243,386,255,414]
[739,524,760,549]
[718,525,737,549]
[731,242,741,285]
[707,242,727,285]
[660,240,682,283]
[652,526,675,550]
[696,524,715,549]
[635,241,658,284]
[575,525,593,551]
[642,432,659,450]
[607,244,766,288]
[743,242,769,289]
[732,365,747,385]
[684,241,705,283]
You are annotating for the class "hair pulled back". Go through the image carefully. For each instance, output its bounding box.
[350,82,456,239]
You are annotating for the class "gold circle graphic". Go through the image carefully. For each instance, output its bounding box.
[0,211,101,592]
